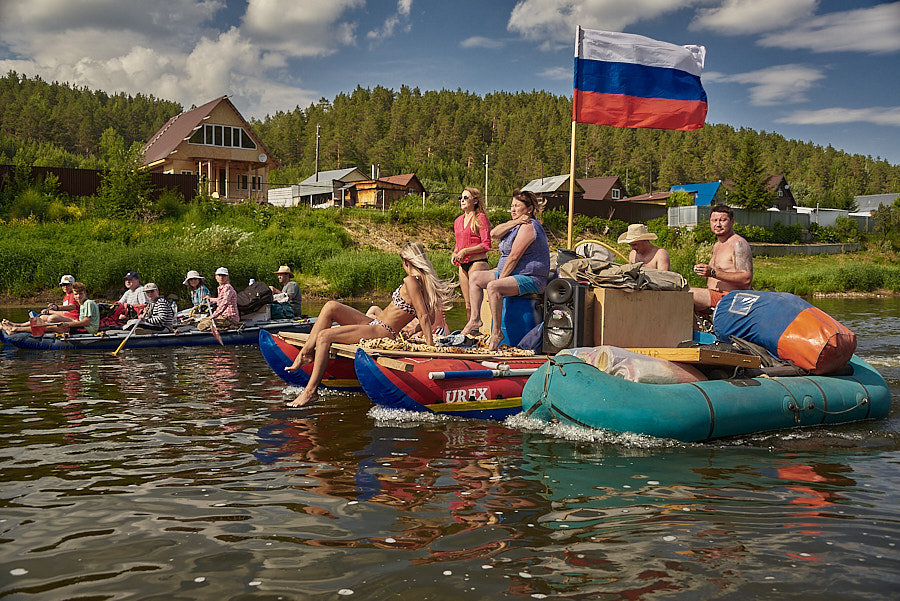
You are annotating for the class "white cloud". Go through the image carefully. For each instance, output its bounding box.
[242,0,365,57]
[777,107,900,127]
[538,66,571,80]
[507,0,701,42]
[366,0,413,42]
[759,2,900,53]
[691,0,818,35]
[460,36,505,49]
[0,0,367,119]
[711,64,826,106]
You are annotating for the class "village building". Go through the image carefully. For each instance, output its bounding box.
[142,96,274,202]
[267,168,369,207]
[355,174,427,209]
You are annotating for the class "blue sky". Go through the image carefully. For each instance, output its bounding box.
[1,0,899,164]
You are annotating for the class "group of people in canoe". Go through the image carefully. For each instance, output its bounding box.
[1,263,303,338]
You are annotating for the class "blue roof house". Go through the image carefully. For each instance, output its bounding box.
[669,182,722,206]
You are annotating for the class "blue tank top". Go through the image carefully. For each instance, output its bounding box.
[496,218,550,292]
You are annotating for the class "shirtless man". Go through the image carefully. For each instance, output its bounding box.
[690,205,753,310]
[618,223,670,270]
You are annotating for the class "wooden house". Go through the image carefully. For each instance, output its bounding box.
[354,173,427,209]
[142,96,275,202]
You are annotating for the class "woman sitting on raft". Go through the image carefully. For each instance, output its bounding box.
[285,241,456,408]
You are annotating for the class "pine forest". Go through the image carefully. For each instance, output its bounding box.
[2,71,899,208]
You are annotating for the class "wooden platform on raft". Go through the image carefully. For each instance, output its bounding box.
[625,347,761,368]
[274,331,548,363]
[273,332,761,369]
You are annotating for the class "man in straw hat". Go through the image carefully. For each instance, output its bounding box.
[269,265,302,317]
[690,205,753,311]
[618,223,670,271]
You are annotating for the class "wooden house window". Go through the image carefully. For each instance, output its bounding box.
[189,124,258,150]
[611,188,621,200]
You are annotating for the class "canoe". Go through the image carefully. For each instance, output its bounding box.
[258,329,361,391]
[0,318,313,351]
[521,353,891,442]
[354,347,547,420]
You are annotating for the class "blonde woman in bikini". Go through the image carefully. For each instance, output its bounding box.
[285,242,456,407]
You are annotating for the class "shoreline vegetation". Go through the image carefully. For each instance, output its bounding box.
[2,197,900,308]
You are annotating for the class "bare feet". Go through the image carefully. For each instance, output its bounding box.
[459,319,482,336]
[284,352,313,373]
[487,333,504,351]
[286,389,319,408]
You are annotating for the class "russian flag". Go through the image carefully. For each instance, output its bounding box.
[574,28,707,131]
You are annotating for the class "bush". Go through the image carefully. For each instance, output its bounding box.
[319,250,405,296]
[9,187,50,220]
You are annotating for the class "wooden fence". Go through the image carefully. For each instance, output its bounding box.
[0,165,199,201]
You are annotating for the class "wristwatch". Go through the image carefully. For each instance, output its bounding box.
[710,268,717,278]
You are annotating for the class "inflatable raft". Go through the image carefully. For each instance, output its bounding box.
[258,329,361,391]
[1,318,313,351]
[355,348,546,420]
[521,353,891,441]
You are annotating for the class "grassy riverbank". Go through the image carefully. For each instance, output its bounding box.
[2,196,898,307]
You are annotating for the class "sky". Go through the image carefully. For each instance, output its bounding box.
[1,0,899,165]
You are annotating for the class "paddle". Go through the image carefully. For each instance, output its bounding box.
[205,299,224,346]
[112,318,141,356]
[209,316,224,346]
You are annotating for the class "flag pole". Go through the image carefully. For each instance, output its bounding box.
[567,26,581,250]
[566,120,576,249]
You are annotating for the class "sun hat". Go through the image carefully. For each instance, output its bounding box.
[183,270,204,285]
[617,223,658,244]
[59,275,75,285]
[215,267,229,276]
[274,265,293,275]
[143,282,159,292]
[124,271,140,280]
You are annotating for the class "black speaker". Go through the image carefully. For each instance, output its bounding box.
[542,278,594,354]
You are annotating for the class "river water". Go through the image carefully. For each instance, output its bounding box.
[1,297,898,600]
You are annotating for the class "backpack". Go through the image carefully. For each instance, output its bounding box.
[237,281,273,315]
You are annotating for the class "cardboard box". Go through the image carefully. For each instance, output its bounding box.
[592,288,693,348]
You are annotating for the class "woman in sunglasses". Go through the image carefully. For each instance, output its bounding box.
[451,187,492,317]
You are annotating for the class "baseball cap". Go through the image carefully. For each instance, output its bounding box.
[124,271,139,280]
[59,275,75,285]
[215,267,229,276]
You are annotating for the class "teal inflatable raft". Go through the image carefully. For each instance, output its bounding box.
[521,354,891,442]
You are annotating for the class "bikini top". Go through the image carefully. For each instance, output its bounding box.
[391,285,416,315]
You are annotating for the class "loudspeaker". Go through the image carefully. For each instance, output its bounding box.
[542,278,593,354]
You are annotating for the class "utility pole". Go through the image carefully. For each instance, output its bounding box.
[314,124,320,181]
[484,152,489,205]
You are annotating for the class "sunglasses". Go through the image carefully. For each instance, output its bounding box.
[459,194,471,200]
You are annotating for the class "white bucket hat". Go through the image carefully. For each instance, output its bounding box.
[183,270,204,285]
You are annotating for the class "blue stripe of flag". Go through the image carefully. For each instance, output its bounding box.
[575,57,707,102]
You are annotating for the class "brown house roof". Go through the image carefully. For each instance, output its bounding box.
[142,96,274,167]
[576,176,622,201]
[623,192,670,203]
[379,173,426,193]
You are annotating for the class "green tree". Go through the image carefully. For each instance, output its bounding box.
[729,137,770,209]
[98,128,153,217]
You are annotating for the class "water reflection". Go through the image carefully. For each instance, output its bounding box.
[1,298,899,599]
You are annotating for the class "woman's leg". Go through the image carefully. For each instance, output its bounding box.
[458,265,471,314]
[486,277,521,350]
[286,301,368,371]
[287,322,388,406]
[460,270,495,335]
